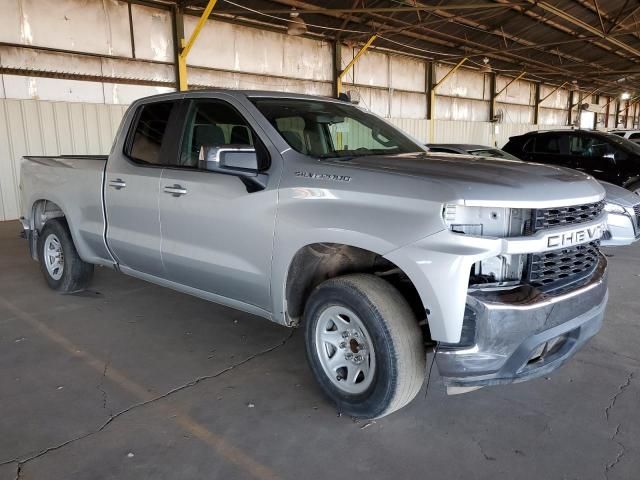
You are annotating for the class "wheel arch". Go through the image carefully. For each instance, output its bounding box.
[282,242,428,337]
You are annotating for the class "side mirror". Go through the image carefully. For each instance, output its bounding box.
[199,145,258,173]
[198,145,267,192]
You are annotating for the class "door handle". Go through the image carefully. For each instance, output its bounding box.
[164,184,188,197]
[108,178,126,190]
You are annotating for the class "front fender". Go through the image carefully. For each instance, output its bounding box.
[385,230,503,343]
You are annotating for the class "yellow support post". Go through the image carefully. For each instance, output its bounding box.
[178,0,219,91]
[539,82,567,105]
[495,71,526,99]
[428,57,468,142]
[337,35,377,96]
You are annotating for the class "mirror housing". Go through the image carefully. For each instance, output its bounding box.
[198,145,267,192]
[199,145,258,172]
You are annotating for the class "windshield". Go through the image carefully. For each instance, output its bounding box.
[602,132,640,155]
[250,98,424,159]
[467,148,520,160]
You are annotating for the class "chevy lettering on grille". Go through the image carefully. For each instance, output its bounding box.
[546,223,604,248]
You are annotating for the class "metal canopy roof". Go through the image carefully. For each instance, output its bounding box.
[173,0,640,97]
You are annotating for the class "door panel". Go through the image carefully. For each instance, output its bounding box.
[159,169,276,309]
[105,100,178,277]
[105,160,163,276]
[158,97,278,310]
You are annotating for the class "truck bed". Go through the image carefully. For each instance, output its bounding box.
[20,155,111,265]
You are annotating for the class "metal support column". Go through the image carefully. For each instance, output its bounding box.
[428,57,467,142]
[177,0,219,91]
[337,35,377,96]
[333,41,342,98]
[568,90,575,126]
[492,71,525,122]
[488,72,496,122]
[426,61,435,120]
[533,82,541,125]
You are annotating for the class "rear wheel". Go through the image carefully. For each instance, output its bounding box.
[303,274,426,419]
[37,219,94,292]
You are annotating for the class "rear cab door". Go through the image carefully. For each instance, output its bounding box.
[158,92,282,312]
[104,96,182,277]
[525,132,572,167]
[569,132,622,184]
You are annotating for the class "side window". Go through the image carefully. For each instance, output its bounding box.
[569,135,590,155]
[127,102,174,165]
[629,133,640,140]
[177,100,261,168]
[534,134,562,154]
[522,138,534,153]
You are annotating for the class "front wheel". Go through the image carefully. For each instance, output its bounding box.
[303,274,426,419]
[37,219,94,292]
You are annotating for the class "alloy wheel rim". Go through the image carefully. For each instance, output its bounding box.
[314,305,376,395]
[44,234,64,280]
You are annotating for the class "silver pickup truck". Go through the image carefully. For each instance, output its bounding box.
[20,90,609,418]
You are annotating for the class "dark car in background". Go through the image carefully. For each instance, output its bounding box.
[426,143,520,160]
[503,129,640,194]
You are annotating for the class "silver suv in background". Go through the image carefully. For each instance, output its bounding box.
[20,90,609,418]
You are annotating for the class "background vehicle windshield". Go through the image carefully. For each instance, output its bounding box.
[251,98,424,158]
[602,133,640,155]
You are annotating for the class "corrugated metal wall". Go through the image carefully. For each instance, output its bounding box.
[0,99,127,221]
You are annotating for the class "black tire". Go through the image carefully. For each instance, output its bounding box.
[303,274,426,419]
[37,218,94,292]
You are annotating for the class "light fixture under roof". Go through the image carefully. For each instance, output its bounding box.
[287,9,307,36]
[479,57,491,73]
[621,92,631,100]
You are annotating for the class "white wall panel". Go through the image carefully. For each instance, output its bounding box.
[540,85,569,110]
[435,65,486,100]
[2,76,106,103]
[496,76,534,106]
[497,102,533,124]
[0,0,131,56]
[539,107,567,126]
[0,99,127,221]
[185,18,332,82]
[390,56,425,93]
[187,67,331,96]
[390,91,426,119]
[342,49,389,88]
[434,120,492,144]
[388,118,429,143]
[131,4,173,62]
[436,96,489,121]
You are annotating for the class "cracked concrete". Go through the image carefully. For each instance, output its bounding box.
[1,330,292,479]
[1,221,640,480]
[604,372,633,421]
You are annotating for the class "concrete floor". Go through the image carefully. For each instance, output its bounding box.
[0,220,638,480]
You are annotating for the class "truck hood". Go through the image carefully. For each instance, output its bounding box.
[329,153,605,208]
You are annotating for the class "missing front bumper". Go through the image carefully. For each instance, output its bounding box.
[436,254,608,387]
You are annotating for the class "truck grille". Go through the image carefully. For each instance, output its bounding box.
[526,241,600,291]
[634,204,640,228]
[532,201,604,232]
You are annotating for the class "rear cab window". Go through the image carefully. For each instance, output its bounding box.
[126,101,176,165]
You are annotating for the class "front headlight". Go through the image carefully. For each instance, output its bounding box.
[442,204,528,237]
[604,202,626,214]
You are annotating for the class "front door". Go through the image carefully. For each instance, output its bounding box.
[105,100,178,277]
[158,97,278,310]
